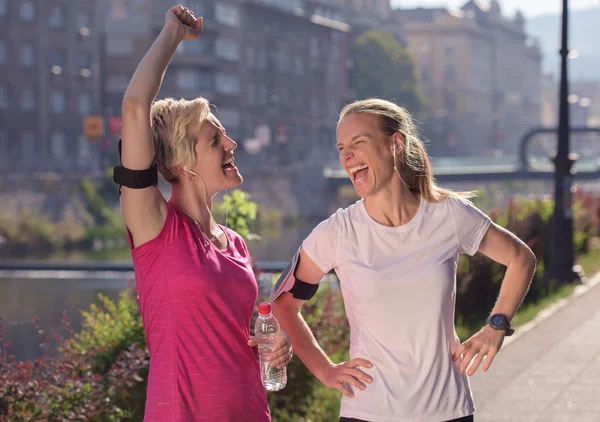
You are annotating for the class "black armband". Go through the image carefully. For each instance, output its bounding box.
[271,248,320,301]
[113,138,158,195]
[288,278,320,301]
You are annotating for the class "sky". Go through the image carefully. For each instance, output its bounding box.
[390,0,600,18]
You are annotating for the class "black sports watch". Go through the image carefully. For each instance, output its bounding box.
[486,314,514,336]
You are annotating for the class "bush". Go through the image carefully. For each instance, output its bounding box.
[264,285,349,422]
[0,306,148,422]
[2,192,598,421]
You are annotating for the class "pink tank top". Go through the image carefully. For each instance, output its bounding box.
[127,202,270,421]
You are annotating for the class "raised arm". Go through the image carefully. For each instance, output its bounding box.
[272,250,373,398]
[120,6,203,247]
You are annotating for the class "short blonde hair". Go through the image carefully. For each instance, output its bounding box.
[151,97,211,183]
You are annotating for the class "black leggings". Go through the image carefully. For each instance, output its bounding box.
[340,416,474,422]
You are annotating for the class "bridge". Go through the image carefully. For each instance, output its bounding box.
[324,127,600,190]
[324,155,600,189]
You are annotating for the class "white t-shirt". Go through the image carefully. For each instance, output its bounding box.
[302,195,492,422]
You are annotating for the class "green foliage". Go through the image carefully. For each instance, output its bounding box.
[3,192,599,421]
[266,285,349,422]
[0,207,65,249]
[351,30,428,114]
[0,294,148,422]
[215,189,258,240]
[66,290,146,372]
[79,177,125,241]
[0,174,125,255]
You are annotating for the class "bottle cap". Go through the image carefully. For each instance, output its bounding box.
[258,301,271,315]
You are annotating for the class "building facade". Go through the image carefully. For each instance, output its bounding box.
[395,0,542,156]
[0,0,103,173]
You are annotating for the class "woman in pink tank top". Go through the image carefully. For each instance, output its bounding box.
[116,6,292,421]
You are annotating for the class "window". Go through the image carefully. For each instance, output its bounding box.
[20,132,35,156]
[247,83,256,105]
[445,93,456,111]
[311,98,319,116]
[0,85,7,109]
[78,53,92,69]
[106,36,133,56]
[310,37,319,58]
[259,84,267,105]
[0,42,7,64]
[215,38,239,61]
[105,75,130,92]
[110,2,127,19]
[48,6,65,28]
[258,50,267,70]
[78,94,91,115]
[443,64,457,82]
[176,69,212,91]
[78,134,91,158]
[21,88,35,110]
[48,50,66,67]
[295,57,303,75]
[19,1,34,21]
[444,42,455,57]
[51,91,66,113]
[75,11,90,28]
[420,66,430,83]
[51,132,67,158]
[215,74,240,95]
[246,47,255,68]
[179,38,211,55]
[0,131,8,158]
[20,45,35,67]
[186,0,209,16]
[217,108,240,129]
[215,3,239,27]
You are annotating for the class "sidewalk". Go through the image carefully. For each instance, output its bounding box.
[469,273,600,422]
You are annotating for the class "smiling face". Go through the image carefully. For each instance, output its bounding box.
[336,112,397,198]
[186,113,242,195]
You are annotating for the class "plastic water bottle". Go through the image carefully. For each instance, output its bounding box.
[254,301,287,391]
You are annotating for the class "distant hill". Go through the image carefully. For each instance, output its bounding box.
[527,7,600,81]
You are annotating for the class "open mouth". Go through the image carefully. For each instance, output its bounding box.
[222,156,237,172]
[349,164,368,185]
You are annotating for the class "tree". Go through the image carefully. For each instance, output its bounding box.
[351,30,427,114]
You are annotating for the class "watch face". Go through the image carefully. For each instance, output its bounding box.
[491,315,505,327]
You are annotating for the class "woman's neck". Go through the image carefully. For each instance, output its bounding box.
[170,183,219,235]
[363,179,421,227]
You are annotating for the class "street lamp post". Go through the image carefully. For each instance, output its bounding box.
[548,0,578,283]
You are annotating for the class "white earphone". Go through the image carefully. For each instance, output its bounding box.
[393,143,397,171]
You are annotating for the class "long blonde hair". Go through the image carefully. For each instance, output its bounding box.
[339,98,474,202]
[150,97,211,183]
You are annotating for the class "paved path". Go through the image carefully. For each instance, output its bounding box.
[470,273,600,422]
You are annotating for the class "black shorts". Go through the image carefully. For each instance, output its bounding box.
[340,415,474,422]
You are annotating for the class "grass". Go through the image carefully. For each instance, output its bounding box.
[511,283,576,328]
[456,247,600,339]
[510,247,600,329]
[577,247,600,279]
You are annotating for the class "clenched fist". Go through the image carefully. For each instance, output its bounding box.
[165,5,203,41]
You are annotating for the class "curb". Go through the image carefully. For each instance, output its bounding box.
[502,270,600,349]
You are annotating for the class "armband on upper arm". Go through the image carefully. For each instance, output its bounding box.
[270,248,320,302]
[112,139,158,195]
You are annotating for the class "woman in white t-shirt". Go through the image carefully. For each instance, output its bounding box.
[271,99,537,422]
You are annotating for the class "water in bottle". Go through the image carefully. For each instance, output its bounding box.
[254,301,287,391]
